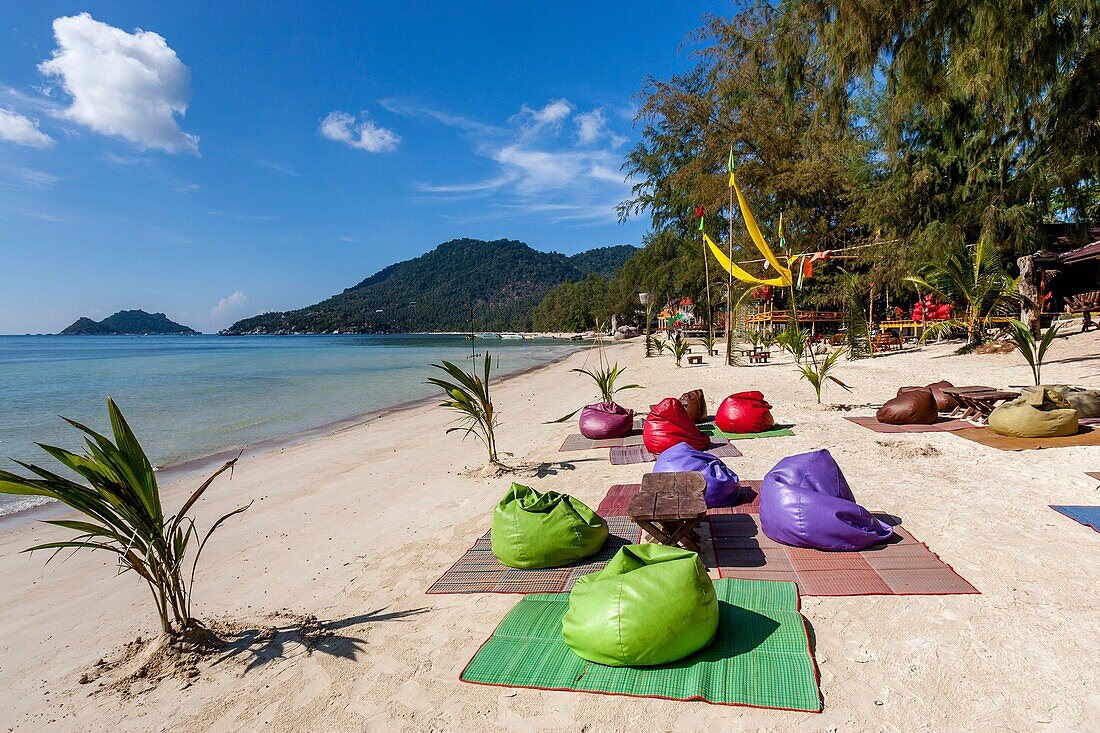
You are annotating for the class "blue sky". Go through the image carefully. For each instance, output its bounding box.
[0,2,731,333]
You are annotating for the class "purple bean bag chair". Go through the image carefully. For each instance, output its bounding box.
[579,402,634,440]
[759,449,893,551]
[652,441,743,508]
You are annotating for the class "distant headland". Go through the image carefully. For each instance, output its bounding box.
[59,310,199,335]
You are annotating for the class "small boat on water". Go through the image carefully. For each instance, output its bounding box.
[499,333,524,340]
[478,332,502,339]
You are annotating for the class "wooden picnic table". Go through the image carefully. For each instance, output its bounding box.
[944,387,1020,424]
[628,472,707,553]
[738,347,770,364]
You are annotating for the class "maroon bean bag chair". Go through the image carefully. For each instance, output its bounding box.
[679,389,707,423]
[898,380,957,412]
[579,402,634,440]
[715,391,775,434]
[877,388,938,424]
[643,398,710,455]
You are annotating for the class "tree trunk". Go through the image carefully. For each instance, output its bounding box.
[1017,255,1042,337]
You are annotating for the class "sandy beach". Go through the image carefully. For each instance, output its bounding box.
[1,334,1098,732]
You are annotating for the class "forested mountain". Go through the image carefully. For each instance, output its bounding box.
[221,239,637,334]
[60,310,199,335]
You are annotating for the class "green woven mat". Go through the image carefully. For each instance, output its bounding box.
[701,424,795,440]
[460,578,821,712]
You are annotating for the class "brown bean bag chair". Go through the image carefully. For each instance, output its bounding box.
[679,389,707,423]
[898,380,957,412]
[877,388,938,425]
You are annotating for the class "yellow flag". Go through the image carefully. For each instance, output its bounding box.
[703,233,791,287]
[728,169,792,285]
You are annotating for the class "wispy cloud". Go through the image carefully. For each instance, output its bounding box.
[208,210,276,221]
[0,108,54,148]
[319,111,400,153]
[0,163,60,190]
[39,13,198,154]
[393,98,632,225]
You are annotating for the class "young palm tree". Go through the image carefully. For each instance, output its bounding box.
[0,398,250,638]
[905,239,1018,349]
[1005,319,1061,385]
[668,331,692,367]
[428,353,501,465]
[797,348,852,403]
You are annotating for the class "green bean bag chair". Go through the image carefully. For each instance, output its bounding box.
[491,483,608,569]
[561,544,718,666]
[988,388,1079,438]
[1022,385,1100,419]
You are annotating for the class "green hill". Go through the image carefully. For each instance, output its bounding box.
[60,310,199,335]
[221,239,637,334]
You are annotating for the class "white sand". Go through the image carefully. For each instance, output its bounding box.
[1,333,1098,731]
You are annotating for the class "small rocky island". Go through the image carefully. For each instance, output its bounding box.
[60,310,199,335]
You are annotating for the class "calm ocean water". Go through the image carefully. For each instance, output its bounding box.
[0,334,582,517]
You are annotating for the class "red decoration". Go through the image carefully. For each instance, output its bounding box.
[643,398,710,455]
[715,391,775,434]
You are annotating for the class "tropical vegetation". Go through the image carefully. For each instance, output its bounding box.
[1005,319,1063,386]
[428,354,502,466]
[0,398,249,638]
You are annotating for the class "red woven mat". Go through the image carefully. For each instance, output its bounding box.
[608,441,739,465]
[844,416,974,433]
[711,513,978,596]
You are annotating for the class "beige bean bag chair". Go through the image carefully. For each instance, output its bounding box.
[988,388,1079,438]
[1021,385,1100,419]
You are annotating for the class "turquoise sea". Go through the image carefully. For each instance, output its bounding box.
[0,334,582,517]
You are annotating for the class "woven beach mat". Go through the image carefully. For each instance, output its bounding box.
[426,516,641,594]
[700,424,796,440]
[1050,505,1100,533]
[952,425,1100,451]
[597,482,760,518]
[609,441,740,465]
[843,416,973,434]
[712,513,979,596]
[460,578,822,712]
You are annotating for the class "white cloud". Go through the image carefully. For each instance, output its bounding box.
[211,291,248,317]
[513,99,573,134]
[319,111,400,153]
[575,109,627,147]
[0,108,54,148]
[38,13,198,154]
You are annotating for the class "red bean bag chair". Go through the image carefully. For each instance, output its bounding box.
[715,391,775,434]
[643,398,710,455]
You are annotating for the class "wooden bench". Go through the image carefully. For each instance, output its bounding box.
[1065,290,1100,332]
[687,354,703,365]
[628,472,707,553]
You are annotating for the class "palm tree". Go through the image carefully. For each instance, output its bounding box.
[668,332,692,367]
[905,238,1018,349]
[0,398,249,639]
[428,353,502,465]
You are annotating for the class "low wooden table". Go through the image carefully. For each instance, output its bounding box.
[687,354,703,365]
[628,472,707,552]
[944,388,1020,424]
